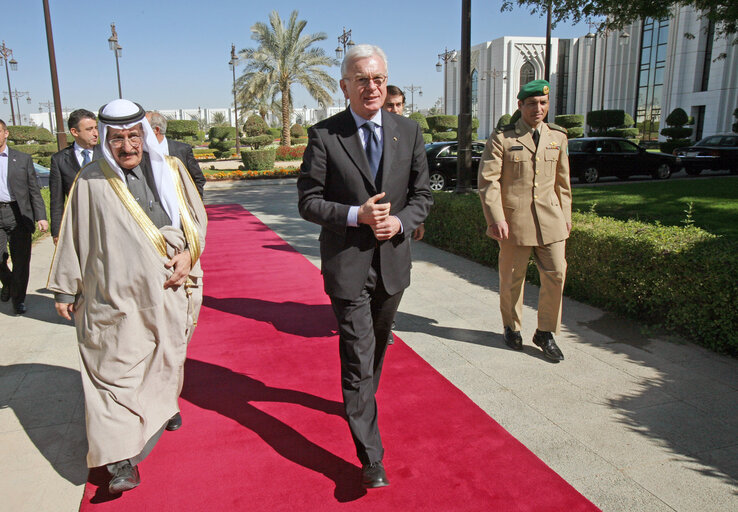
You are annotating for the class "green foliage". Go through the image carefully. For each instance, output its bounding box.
[34,156,52,167]
[166,120,199,140]
[208,139,234,159]
[7,126,40,144]
[433,131,457,141]
[427,115,457,131]
[665,107,689,126]
[660,126,693,139]
[33,127,54,143]
[424,191,738,355]
[510,110,521,124]
[606,127,639,138]
[555,114,584,128]
[209,126,237,140]
[241,148,276,170]
[290,124,305,139]
[269,127,282,139]
[587,110,634,135]
[243,115,269,137]
[496,114,512,130]
[567,126,584,139]
[471,117,480,130]
[10,143,57,156]
[409,112,429,131]
[244,134,273,150]
[422,133,433,144]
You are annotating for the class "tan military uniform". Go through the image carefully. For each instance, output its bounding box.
[478,118,572,333]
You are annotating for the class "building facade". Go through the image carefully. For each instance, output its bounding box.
[445,6,737,142]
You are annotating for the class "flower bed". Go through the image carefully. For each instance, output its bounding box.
[275,144,306,161]
[205,168,299,181]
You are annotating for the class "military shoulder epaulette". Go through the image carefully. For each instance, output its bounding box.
[496,123,516,133]
[548,123,568,134]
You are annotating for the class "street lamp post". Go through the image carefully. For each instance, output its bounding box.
[229,44,241,155]
[39,101,55,132]
[108,23,123,99]
[3,90,31,125]
[0,42,18,125]
[335,27,355,108]
[403,85,422,114]
[435,48,458,115]
[480,68,507,129]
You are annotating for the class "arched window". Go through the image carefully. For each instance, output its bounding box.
[471,69,479,119]
[520,62,535,86]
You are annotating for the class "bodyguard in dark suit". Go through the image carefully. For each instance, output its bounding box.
[146,111,205,197]
[49,109,101,242]
[297,45,432,489]
[0,119,48,314]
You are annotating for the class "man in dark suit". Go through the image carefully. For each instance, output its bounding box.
[146,111,205,197]
[297,44,432,489]
[0,119,48,314]
[49,109,101,243]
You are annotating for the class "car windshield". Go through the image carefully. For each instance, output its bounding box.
[568,140,592,152]
[696,136,724,146]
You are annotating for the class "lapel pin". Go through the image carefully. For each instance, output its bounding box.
[393,136,398,141]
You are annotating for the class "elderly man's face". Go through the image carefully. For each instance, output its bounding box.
[107,124,144,169]
[340,55,387,120]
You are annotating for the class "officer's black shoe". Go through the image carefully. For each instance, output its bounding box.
[532,330,564,362]
[0,286,8,302]
[503,326,523,351]
[108,461,140,494]
[165,412,182,431]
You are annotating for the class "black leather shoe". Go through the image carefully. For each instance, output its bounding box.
[14,302,26,315]
[532,330,564,362]
[362,461,389,488]
[108,462,140,494]
[387,332,395,345]
[503,326,523,351]
[0,286,9,302]
[166,412,182,431]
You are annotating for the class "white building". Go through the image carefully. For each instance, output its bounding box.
[445,6,738,142]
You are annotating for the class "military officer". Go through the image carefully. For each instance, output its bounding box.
[478,79,572,362]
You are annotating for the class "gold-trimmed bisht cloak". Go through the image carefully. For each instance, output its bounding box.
[47,155,207,468]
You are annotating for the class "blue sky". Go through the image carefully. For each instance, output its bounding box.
[1,1,589,123]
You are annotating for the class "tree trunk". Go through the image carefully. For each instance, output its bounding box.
[281,85,290,147]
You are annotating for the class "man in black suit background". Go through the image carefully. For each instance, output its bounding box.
[0,119,48,314]
[297,44,432,489]
[49,109,101,243]
[146,111,206,197]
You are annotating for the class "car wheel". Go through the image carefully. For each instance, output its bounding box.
[652,163,671,180]
[685,167,702,176]
[429,171,447,191]
[581,167,599,184]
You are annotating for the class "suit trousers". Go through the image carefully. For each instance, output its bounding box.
[0,202,32,304]
[330,252,403,466]
[498,238,567,334]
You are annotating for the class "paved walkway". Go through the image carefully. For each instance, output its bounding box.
[2,179,736,511]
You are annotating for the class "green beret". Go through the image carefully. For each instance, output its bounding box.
[517,79,550,101]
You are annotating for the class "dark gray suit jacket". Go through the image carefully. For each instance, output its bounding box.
[6,148,46,232]
[167,138,205,197]
[297,109,432,300]
[49,144,102,237]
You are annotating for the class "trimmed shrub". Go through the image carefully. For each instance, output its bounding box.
[427,115,457,131]
[243,115,269,137]
[472,117,480,130]
[587,109,636,136]
[269,127,282,139]
[606,127,639,138]
[209,126,236,140]
[7,126,39,144]
[422,133,432,144]
[33,127,55,143]
[275,144,306,161]
[555,114,584,139]
[241,148,276,170]
[290,124,305,139]
[660,107,693,154]
[34,156,52,167]
[245,134,273,150]
[409,112,429,131]
[208,140,233,159]
[423,192,738,355]
[433,131,457,141]
[496,114,512,130]
[567,127,584,138]
[167,120,199,140]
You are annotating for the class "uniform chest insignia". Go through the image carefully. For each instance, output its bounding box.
[510,145,524,151]
[548,141,559,149]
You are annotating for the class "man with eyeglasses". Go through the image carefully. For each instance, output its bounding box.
[298,44,432,489]
[48,99,207,495]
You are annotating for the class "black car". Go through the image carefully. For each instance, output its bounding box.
[568,137,675,183]
[425,141,486,191]
[34,163,50,188]
[674,134,738,175]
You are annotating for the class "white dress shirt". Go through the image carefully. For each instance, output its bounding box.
[0,146,12,202]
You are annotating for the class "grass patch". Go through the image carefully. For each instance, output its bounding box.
[32,187,51,244]
[571,177,738,239]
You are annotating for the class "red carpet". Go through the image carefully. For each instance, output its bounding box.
[79,204,598,511]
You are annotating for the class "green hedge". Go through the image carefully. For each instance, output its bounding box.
[433,131,457,141]
[241,148,276,170]
[409,112,429,131]
[422,133,432,144]
[427,115,457,131]
[10,143,57,156]
[167,120,199,140]
[423,192,738,355]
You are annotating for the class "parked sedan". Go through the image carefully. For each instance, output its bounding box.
[674,134,738,175]
[568,137,675,183]
[34,163,50,188]
[425,141,486,191]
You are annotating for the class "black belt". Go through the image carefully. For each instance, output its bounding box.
[0,201,16,207]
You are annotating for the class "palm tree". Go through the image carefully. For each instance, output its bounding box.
[211,111,227,126]
[238,10,337,146]
[236,77,280,123]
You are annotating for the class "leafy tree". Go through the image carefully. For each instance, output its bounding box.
[238,10,337,146]
[211,112,228,126]
[501,1,737,42]
[290,123,305,139]
[242,114,272,149]
[237,78,280,122]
